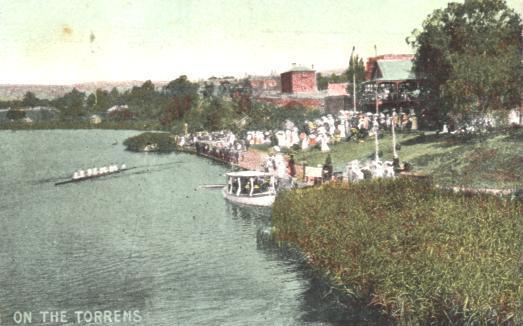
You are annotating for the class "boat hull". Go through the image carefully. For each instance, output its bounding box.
[55,168,128,186]
[222,187,275,207]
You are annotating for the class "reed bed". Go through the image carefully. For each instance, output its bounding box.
[273,178,522,324]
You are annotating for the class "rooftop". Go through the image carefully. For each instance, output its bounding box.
[375,59,416,81]
[283,64,315,73]
[226,171,272,177]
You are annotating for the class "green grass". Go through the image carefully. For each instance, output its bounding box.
[273,178,522,324]
[293,127,523,189]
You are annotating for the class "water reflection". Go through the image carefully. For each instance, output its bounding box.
[226,203,388,325]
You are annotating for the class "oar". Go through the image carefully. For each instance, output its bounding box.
[199,184,226,189]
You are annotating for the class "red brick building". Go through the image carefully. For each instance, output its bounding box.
[252,64,350,112]
[248,76,280,93]
[327,82,348,96]
[280,65,317,93]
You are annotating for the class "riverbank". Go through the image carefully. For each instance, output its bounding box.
[293,126,523,190]
[123,132,271,172]
[0,120,163,131]
[272,178,522,324]
[123,127,523,190]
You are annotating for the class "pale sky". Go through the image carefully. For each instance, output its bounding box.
[0,0,521,84]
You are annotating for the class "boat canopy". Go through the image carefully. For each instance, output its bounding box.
[226,171,272,178]
[226,170,275,197]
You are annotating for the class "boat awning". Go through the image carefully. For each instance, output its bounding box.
[226,170,272,178]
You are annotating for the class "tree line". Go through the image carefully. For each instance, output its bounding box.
[409,0,521,123]
[2,0,520,130]
[0,75,320,133]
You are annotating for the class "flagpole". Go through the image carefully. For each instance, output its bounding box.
[392,110,398,159]
[351,46,356,112]
[374,45,379,162]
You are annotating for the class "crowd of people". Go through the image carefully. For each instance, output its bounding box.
[173,108,421,183]
[244,109,418,153]
[186,131,247,164]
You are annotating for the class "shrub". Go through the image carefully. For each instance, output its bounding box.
[273,178,522,324]
[123,132,177,152]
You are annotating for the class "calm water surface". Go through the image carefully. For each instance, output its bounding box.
[0,130,353,326]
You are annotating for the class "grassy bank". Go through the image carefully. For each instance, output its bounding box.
[123,132,178,152]
[293,127,523,189]
[273,178,522,324]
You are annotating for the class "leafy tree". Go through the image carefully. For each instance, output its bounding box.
[86,93,96,111]
[230,79,253,114]
[316,73,330,90]
[204,97,236,131]
[125,80,168,119]
[92,89,112,112]
[109,87,120,99]
[163,75,199,98]
[316,72,350,90]
[54,88,86,120]
[6,108,26,120]
[409,0,522,122]
[160,76,199,127]
[22,91,40,107]
[345,54,366,94]
[202,82,216,99]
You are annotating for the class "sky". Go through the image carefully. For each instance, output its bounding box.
[0,0,521,84]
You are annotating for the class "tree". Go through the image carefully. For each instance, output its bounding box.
[6,108,26,120]
[54,88,86,120]
[409,0,522,123]
[125,80,168,119]
[163,75,199,98]
[22,91,40,107]
[86,93,96,111]
[345,54,366,92]
[160,76,200,127]
[316,72,351,90]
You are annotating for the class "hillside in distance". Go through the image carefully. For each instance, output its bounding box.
[0,80,169,101]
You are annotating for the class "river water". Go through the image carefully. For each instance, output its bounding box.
[0,130,360,326]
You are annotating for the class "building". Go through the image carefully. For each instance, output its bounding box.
[364,54,415,81]
[327,82,349,96]
[252,65,351,113]
[280,65,317,94]
[89,114,102,125]
[248,76,280,95]
[360,54,423,111]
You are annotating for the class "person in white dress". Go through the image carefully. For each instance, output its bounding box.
[301,135,309,151]
[320,134,330,152]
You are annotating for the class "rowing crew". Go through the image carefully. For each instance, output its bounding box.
[72,164,127,180]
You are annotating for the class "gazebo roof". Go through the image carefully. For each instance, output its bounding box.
[375,60,416,81]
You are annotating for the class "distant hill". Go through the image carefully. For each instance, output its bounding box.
[318,69,346,76]
[0,81,169,100]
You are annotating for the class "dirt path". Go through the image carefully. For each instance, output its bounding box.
[237,149,266,171]
[238,149,304,178]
